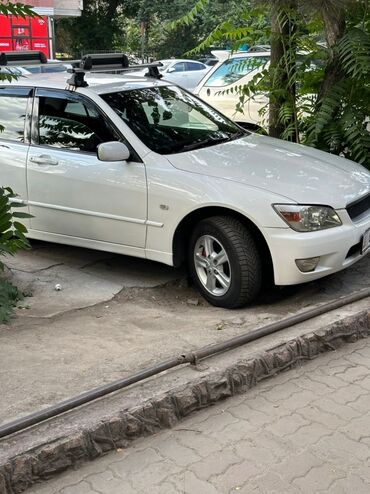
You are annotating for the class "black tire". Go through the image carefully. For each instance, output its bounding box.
[188,215,262,309]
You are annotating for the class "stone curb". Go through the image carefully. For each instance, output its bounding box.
[1,309,369,494]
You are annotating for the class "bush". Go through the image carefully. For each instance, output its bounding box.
[0,186,31,322]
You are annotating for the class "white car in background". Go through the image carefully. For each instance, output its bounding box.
[132,59,211,92]
[194,51,270,127]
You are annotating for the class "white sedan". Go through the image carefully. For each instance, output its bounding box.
[1,71,369,308]
[132,59,211,92]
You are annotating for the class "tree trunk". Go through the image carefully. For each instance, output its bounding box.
[269,0,298,140]
[317,6,346,100]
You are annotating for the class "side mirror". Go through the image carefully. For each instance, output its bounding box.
[167,67,176,73]
[97,141,130,162]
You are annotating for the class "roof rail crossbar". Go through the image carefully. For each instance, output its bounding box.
[77,53,130,71]
[0,51,47,66]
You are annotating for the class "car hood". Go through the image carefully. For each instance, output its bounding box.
[167,134,370,209]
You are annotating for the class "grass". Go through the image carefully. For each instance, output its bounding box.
[0,278,23,323]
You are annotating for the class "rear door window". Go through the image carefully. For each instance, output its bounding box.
[185,62,206,71]
[0,87,31,143]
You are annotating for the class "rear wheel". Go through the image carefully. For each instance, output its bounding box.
[188,216,262,308]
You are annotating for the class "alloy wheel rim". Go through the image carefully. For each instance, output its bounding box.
[194,235,231,296]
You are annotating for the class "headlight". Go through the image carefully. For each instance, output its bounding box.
[273,204,342,232]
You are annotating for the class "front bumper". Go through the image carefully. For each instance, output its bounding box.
[263,209,370,285]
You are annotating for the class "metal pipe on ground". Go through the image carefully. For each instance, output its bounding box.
[1,287,369,440]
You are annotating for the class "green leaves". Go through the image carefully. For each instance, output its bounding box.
[0,2,36,17]
[0,187,32,270]
[337,28,370,78]
[0,279,23,323]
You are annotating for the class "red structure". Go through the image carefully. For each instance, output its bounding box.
[0,15,51,58]
[0,0,82,59]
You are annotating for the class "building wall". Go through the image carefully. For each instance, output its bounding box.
[8,0,82,16]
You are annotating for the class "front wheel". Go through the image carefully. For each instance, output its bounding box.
[188,216,262,309]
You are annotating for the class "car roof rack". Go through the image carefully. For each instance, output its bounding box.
[0,51,163,89]
[0,50,47,66]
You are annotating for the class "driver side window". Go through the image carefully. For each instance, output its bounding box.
[36,90,119,153]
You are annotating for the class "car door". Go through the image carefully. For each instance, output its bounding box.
[163,62,188,88]
[27,88,147,248]
[0,86,32,227]
[183,62,209,91]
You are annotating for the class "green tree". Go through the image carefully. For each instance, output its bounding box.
[171,0,370,167]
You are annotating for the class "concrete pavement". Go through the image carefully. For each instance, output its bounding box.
[26,337,370,494]
[1,240,369,427]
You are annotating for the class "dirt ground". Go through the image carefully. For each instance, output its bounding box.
[1,239,369,427]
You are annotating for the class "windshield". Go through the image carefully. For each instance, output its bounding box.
[101,85,247,154]
[204,56,269,87]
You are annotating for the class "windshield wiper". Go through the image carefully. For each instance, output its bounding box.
[180,135,231,152]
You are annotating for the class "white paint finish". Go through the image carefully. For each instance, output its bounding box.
[0,141,31,229]
[2,74,370,292]
[27,146,147,247]
[166,134,370,209]
[264,216,369,285]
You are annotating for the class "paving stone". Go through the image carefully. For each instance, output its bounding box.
[270,451,322,483]
[228,403,274,427]
[59,481,98,494]
[85,469,131,492]
[329,383,368,406]
[171,471,223,494]
[108,447,163,475]
[265,412,310,437]
[192,450,241,480]
[249,471,302,494]
[310,396,362,422]
[205,418,258,447]
[345,391,370,414]
[209,459,262,492]
[296,404,347,430]
[151,436,202,467]
[292,463,347,493]
[190,410,239,432]
[325,474,370,494]
[272,421,332,452]
[26,338,370,494]
[174,429,224,457]
[312,431,370,465]
[338,413,370,441]
[129,459,182,491]
[293,375,334,395]
[333,365,370,383]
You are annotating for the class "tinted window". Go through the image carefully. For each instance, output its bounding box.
[102,85,246,155]
[0,87,30,142]
[204,56,269,87]
[37,91,119,152]
[186,62,205,71]
[172,62,186,72]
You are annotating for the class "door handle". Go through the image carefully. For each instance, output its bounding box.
[30,155,59,166]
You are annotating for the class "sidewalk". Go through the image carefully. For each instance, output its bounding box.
[27,338,370,494]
